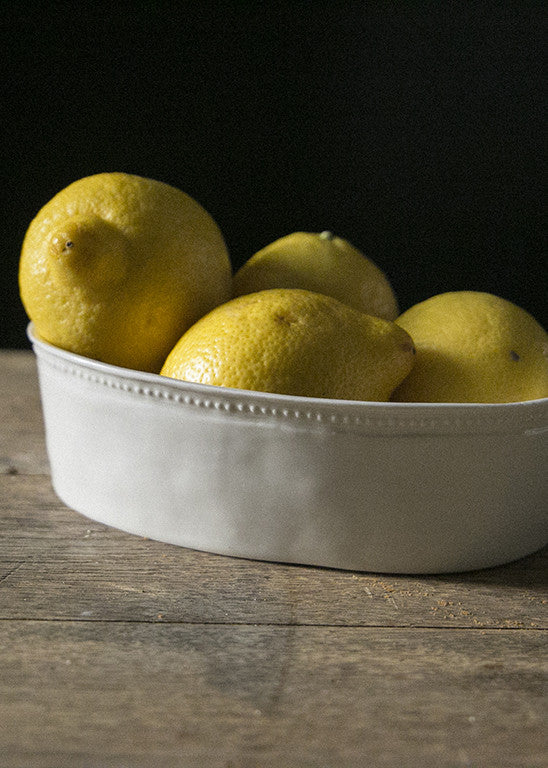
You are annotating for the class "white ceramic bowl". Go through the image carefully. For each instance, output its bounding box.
[28,324,548,574]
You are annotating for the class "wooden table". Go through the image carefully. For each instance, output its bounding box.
[1,350,546,768]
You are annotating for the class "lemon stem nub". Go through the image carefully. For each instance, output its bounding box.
[319,231,334,240]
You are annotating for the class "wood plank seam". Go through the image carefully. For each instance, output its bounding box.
[0,617,545,631]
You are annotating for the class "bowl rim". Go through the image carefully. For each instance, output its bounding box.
[27,323,548,434]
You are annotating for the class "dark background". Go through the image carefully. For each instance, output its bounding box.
[2,1,546,349]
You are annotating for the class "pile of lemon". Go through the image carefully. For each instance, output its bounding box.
[19,173,548,403]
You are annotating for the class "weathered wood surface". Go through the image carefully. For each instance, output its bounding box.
[1,351,547,768]
[2,623,546,768]
[0,350,48,475]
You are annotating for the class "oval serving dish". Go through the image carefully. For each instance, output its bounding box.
[28,324,548,574]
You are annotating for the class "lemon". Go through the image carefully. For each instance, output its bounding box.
[19,173,232,373]
[161,288,415,401]
[232,231,399,320]
[392,291,548,403]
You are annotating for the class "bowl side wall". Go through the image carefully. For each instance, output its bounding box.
[32,342,548,574]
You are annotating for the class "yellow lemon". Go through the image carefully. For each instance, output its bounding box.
[392,291,548,403]
[19,172,232,373]
[232,231,399,320]
[161,288,415,401]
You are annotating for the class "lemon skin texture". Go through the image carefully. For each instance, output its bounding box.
[232,231,399,320]
[161,288,415,401]
[392,291,548,403]
[19,173,232,373]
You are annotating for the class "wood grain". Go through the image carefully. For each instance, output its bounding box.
[1,350,546,768]
[1,621,546,768]
[0,351,48,474]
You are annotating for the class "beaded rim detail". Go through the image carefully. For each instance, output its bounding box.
[33,342,548,437]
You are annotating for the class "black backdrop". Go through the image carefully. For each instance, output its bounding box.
[2,1,546,349]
